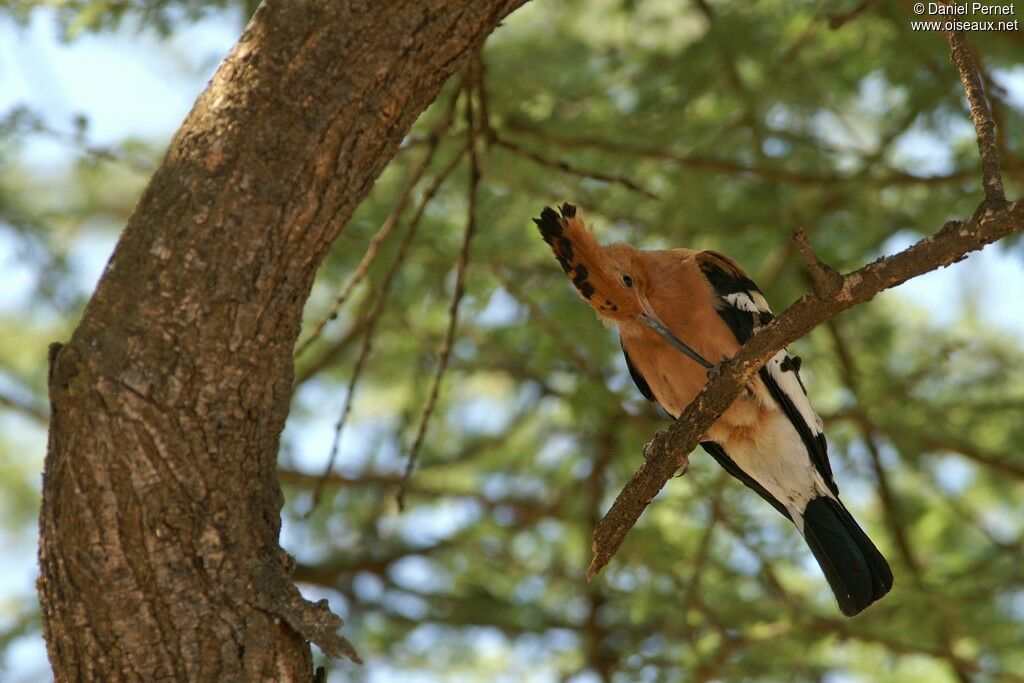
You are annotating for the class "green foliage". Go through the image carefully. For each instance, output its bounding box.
[0,0,257,37]
[3,1,1024,681]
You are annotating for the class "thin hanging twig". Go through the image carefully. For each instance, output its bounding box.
[304,142,470,515]
[824,320,922,578]
[0,390,48,424]
[488,264,595,376]
[295,89,462,357]
[490,132,659,200]
[397,85,482,511]
[503,118,973,188]
[473,52,493,144]
[293,290,376,389]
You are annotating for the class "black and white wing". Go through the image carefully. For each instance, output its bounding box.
[696,250,837,496]
[697,251,893,616]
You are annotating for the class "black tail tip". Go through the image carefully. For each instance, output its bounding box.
[803,496,893,617]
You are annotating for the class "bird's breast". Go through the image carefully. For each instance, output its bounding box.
[619,320,775,442]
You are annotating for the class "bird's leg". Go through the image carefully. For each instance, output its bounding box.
[705,360,727,381]
[641,438,656,462]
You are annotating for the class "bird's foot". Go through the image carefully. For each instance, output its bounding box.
[673,458,690,478]
[641,439,656,462]
[642,439,689,477]
[706,361,726,381]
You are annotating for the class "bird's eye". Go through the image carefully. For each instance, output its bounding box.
[622,274,634,288]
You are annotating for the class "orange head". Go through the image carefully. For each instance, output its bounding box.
[534,203,648,322]
[535,203,714,369]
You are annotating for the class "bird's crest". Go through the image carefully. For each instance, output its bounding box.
[533,203,606,301]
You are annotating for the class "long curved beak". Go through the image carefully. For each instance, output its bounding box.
[636,295,713,370]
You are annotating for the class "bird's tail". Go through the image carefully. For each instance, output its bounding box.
[802,496,893,616]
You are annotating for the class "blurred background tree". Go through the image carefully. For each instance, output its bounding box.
[1,0,1023,681]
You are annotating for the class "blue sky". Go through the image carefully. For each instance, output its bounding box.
[1,9,237,161]
[1,7,1022,682]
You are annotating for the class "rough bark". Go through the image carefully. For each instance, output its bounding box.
[37,1,526,680]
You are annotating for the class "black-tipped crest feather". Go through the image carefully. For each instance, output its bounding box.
[533,203,598,300]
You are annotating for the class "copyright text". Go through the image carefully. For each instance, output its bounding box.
[911,2,1019,30]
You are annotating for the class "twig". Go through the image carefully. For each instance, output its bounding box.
[825,321,922,577]
[916,431,1024,482]
[295,90,460,357]
[678,487,724,618]
[924,474,1022,553]
[690,0,715,21]
[946,31,1005,204]
[814,617,1023,682]
[792,230,843,298]
[587,199,1024,582]
[985,84,1024,191]
[582,429,618,680]
[0,391,47,425]
[828,408,1024,482]
[293,291,375,388]
[713,505,801,617]
[491,132,659,200]
[306,307,386,517]
[505,118,972,188]
[1,108,155,173]
[472,52,493,146]
[396,95,481,511]
[488,264,595,375]
[828,0,877,29]
[305,143,469,515]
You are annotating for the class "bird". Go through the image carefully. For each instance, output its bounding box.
[533,202,893,617]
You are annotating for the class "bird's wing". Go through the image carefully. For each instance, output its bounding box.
[695,250,837,495]
[621,339,656,402]
[699,441,792,520]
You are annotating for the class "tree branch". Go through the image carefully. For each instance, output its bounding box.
[824,320,925,583]
[306,143,469,514]
[946,31,1005,205]
[792,230,843,298]
[397,91,481,510]
[490,132,659,199]
[0,388,48,425]
[504,118,974,188]
[588,199,1024,581]
[489,264,596,376]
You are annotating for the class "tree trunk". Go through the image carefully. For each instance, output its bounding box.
[37,1,526,680]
